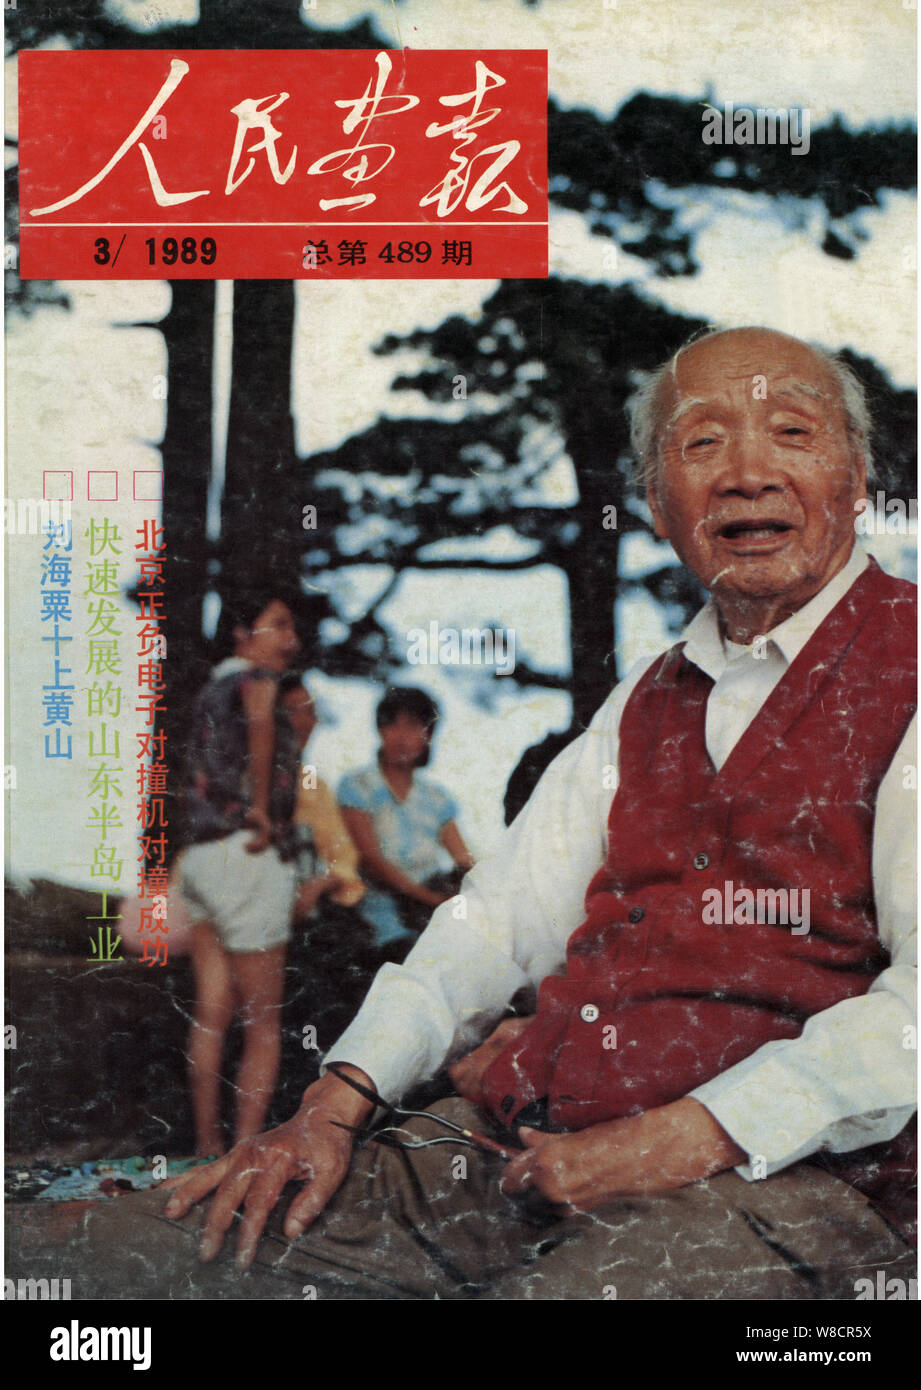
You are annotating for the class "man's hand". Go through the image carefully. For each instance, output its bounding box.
[500,1098,747,1213]
[162,1066,374,1271]
[448,1016,532,1107]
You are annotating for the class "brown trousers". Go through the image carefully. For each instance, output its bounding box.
[7,1100,916,1301]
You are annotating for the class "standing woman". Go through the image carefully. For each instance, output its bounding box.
[339,687,475,962]
[178,590,301,1155]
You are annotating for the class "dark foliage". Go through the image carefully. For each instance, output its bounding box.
[5,0,917,739]
[549,95,916,275]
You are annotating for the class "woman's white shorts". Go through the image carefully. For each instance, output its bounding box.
[179,831,297,953]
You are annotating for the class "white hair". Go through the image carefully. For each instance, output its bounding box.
[627,328,876,488]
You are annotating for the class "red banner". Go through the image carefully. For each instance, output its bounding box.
[19,49,548,280]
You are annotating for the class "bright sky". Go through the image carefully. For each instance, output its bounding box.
[286,0,918,452]
[306,0,917,126]
[4,0,917,885]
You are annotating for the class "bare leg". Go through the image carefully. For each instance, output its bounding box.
[187,921,234,1157]
[229,944,286,1143]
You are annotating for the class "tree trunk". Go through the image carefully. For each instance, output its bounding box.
[160,279,215,783]
[221,280,299,586]
[565,425,625,731]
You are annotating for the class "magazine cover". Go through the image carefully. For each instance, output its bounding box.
[3,0,917,1340]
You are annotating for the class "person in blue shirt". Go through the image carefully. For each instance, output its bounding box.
[339,687,474,960]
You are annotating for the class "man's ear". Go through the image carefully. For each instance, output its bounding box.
[232,622,251,651]
[647,475,669,541]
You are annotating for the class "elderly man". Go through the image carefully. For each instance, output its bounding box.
[61,327,918,1300]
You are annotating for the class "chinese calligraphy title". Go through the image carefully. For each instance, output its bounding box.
[29,53,534,221]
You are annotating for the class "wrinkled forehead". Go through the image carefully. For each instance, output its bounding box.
[661,334,844,425]
[665,379,831,432]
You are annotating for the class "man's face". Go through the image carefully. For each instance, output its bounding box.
[646,330,866,622]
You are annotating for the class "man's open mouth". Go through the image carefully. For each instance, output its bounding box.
[717,520,794,541]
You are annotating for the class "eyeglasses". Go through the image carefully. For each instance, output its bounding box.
[325,1063,522,1162]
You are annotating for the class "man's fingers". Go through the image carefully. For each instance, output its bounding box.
[198,1158,264,1263]
[501,1156,576,1208]
[500,1130,566,1199]
[282,1163,344,1241]
[499,1148,536,1196]
[232,1154,296,1271]
[163,1153,232,1219]
[158,1170,201,1193]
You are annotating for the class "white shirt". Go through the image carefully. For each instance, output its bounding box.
[327,548,917,1179]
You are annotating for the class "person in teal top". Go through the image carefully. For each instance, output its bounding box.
[339,687,474,958]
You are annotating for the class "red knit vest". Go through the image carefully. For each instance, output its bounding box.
[482,560,916,1226]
